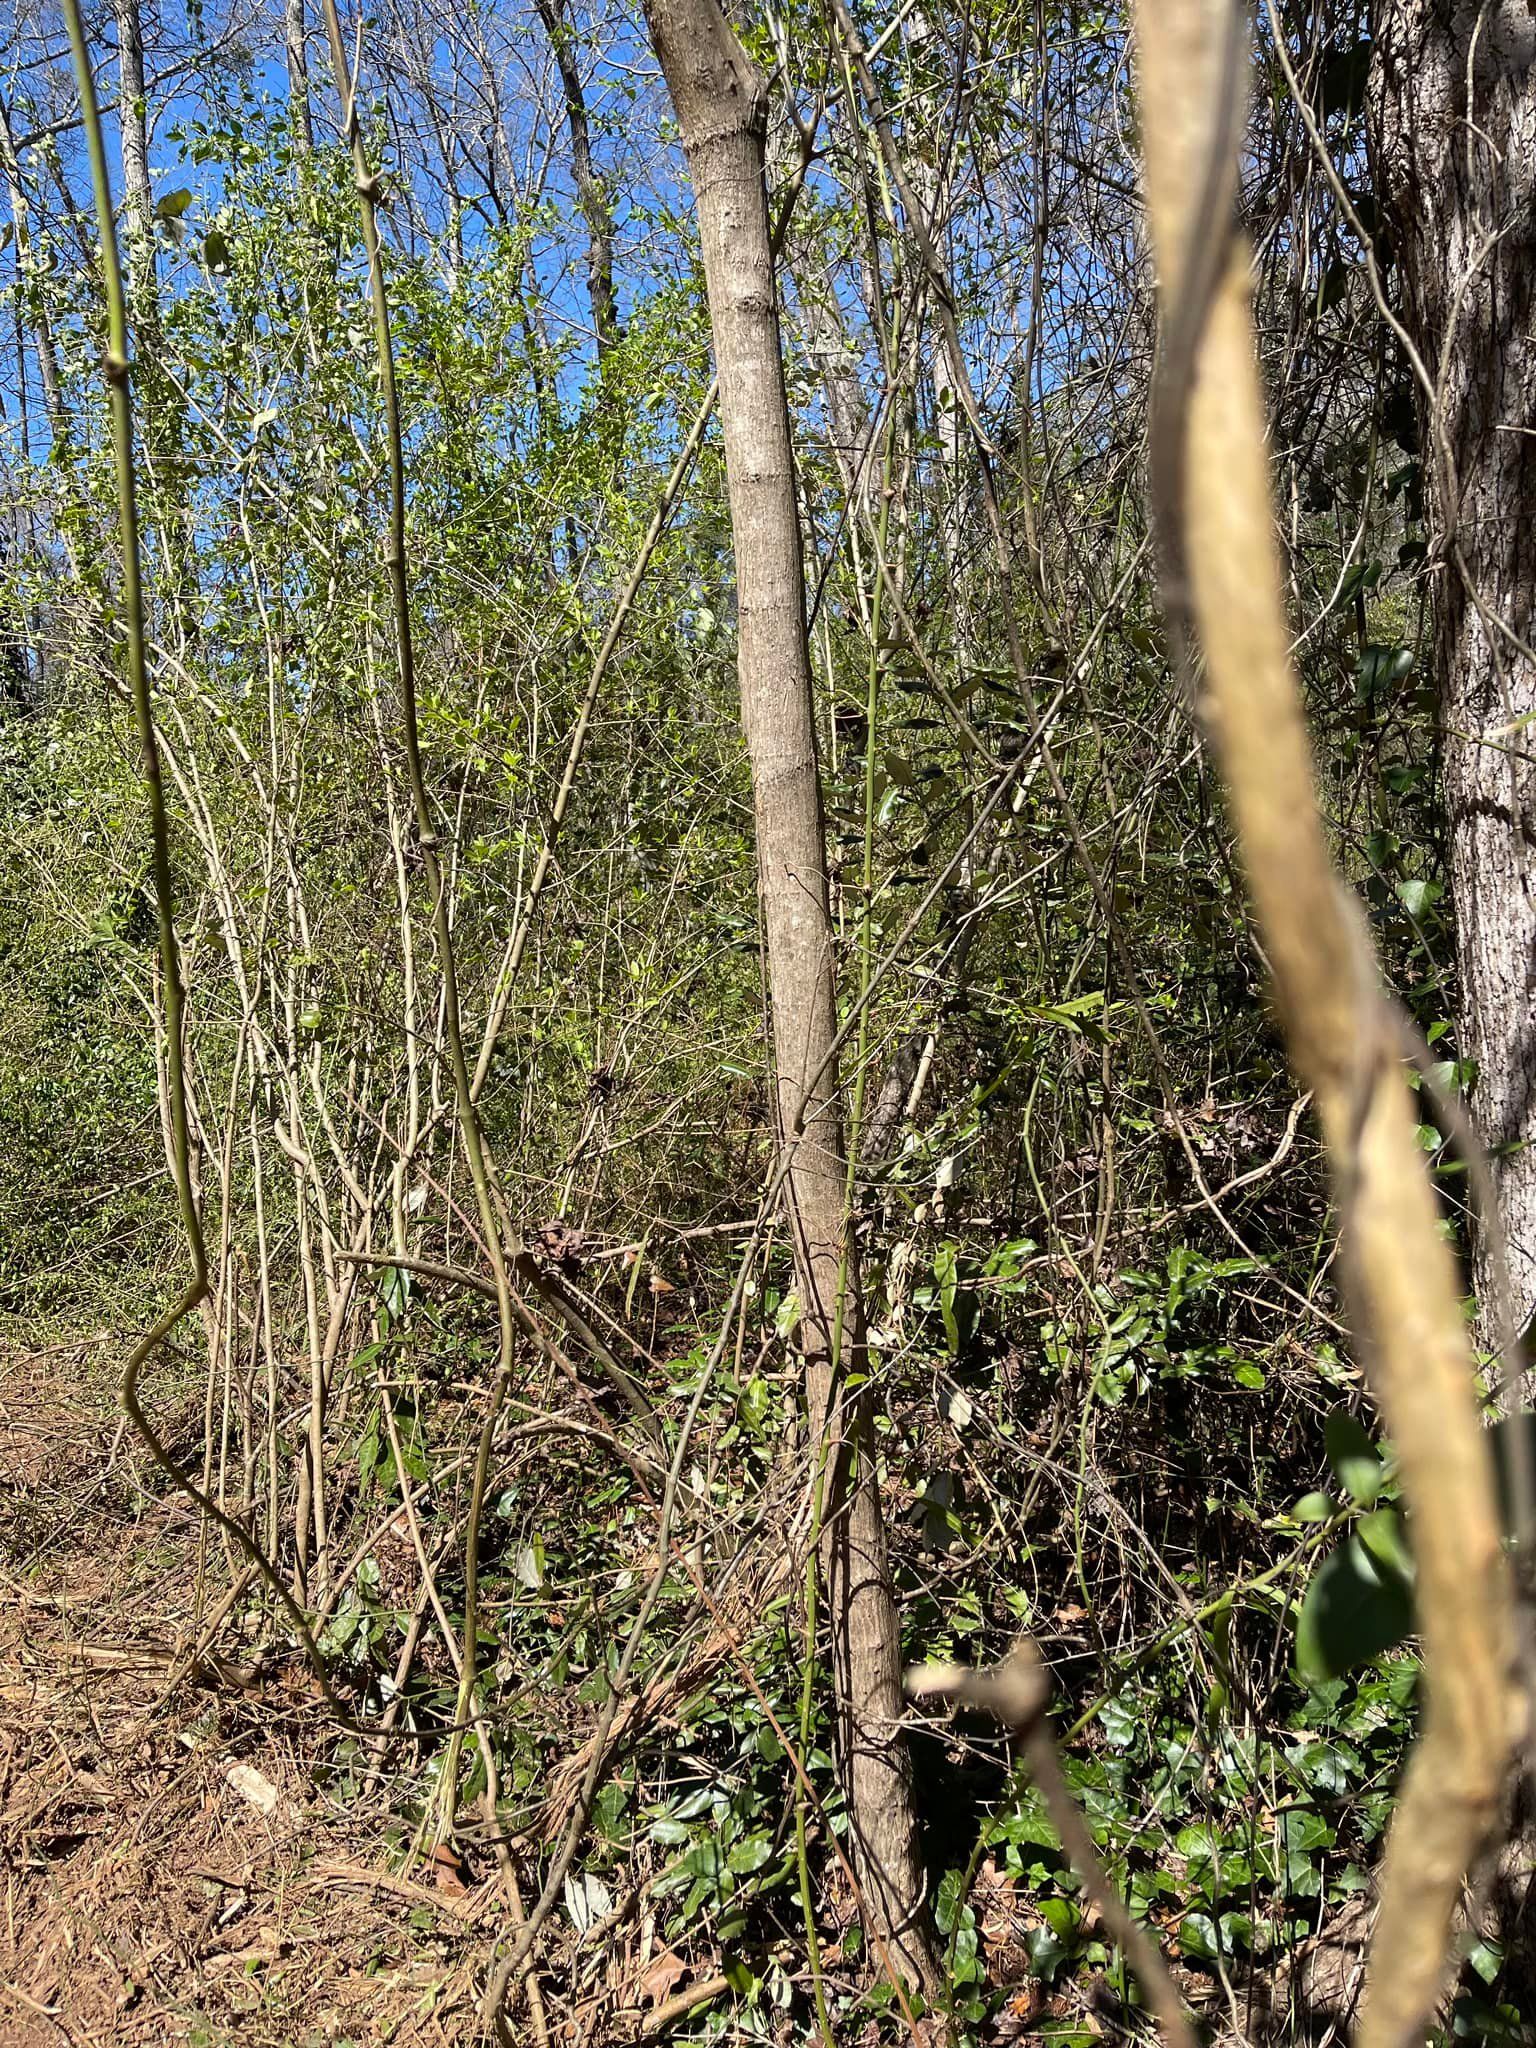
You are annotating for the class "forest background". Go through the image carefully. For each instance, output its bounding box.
[3,0,1534,2042]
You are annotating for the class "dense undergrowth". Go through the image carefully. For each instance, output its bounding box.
[1,0,1522,2039]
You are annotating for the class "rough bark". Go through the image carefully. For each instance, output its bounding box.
[1136,6,1520,2042]
[114,0,154,290]
[640,0,934,1987]
[535,0,619,359]
[286,0,313,154]
[1370,0,1536,1337]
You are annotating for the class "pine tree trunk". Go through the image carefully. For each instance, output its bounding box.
[640,0,934,1987]
[1371,0,1536,1339]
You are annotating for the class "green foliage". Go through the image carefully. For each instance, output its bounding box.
[0,1,1509,2037]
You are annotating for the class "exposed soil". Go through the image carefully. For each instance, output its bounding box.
[0,1347,491,2048]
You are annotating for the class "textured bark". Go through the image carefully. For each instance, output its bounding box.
[641,0,933,1987]
[114,0,154,289]
[286,0,313,154]
[1136,6,1520,2040]
[535,0,619,358]
[1370,1,1536,1335]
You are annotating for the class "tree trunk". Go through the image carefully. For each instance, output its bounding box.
[1371,0,1536,2000]
[1370,0,1536,1340]
[0,104,68,451]
[286,0,313,154]
[114,0,154,292]
[640,0,934,1988]
[535,0,618,359]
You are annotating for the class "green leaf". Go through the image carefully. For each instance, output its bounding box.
[1292,1490,1338,1523]
[1324,1407,1383,1505]
[1279,1808,1335,1855]
[592,1781,628,1842]
[154,187,194,220]
[934,1242,959,1355]
[1098,1696,1138,1749]
[1040,1896,1079,1940]
[952,1918,983,1983]
[1296,1534,1415,1682]
[1355,643,1413,702]
[1357,1506,1414,1584]
[1178,1911,1221,1961]
[356,1414,381,1487]
[1465,1939,1504,1986]
[378,1265,413,1320]
[934,1866,967,1935]
[1397,877,1442,919]
[737,1374,770,1431]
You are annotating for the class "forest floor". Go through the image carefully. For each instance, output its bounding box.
[0,1345,496,2048]
[0,1345,1372,2048]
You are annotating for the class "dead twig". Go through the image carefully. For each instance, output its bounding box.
[907,1643,1197,2048]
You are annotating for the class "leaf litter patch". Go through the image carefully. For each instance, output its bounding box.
[0,1347,484,2047]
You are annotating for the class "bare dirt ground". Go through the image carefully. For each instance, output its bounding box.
[0,1347,492,2048]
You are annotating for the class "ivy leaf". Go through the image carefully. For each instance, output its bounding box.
[1178,1910,1222,1961]
[1296,1533,1414,1682]
[1324,1407,1383,1506]
[1357,1506,1414,1585]
[1397,877,1442,919]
